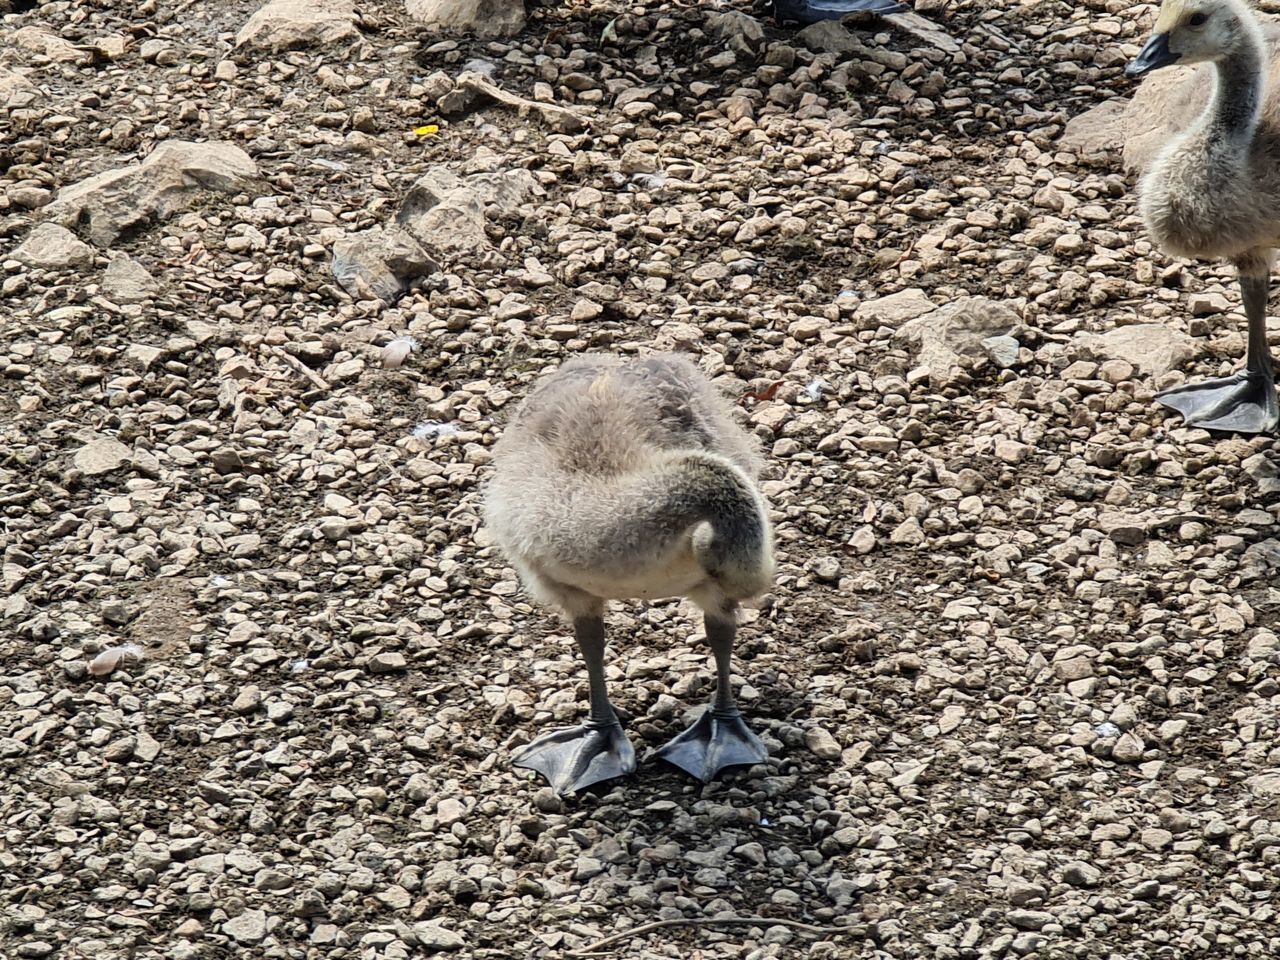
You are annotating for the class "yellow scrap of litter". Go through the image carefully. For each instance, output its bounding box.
[414,124,439,136]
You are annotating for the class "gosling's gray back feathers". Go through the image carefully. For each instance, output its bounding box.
[484,354,773,617]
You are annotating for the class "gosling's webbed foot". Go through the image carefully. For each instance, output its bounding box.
[1156,371,1279,434]
[654,708,768,782]
[512,719,636,796]
[774,0,906,25]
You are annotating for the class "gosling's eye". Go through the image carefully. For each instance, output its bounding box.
[1188,11,1209,26]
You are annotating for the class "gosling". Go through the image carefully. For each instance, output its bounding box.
[1127,0,1280,432]
[484,354,774,796]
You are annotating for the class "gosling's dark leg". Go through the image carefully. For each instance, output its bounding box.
[654,612,768,782]
[512,616,635,796]
[1156,271,1279,434]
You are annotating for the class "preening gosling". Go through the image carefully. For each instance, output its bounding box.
[1126,0,1280,432]
[484,354,775,796]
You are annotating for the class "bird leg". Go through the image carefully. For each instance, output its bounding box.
[1156,272,1280,433]
[654,612,768,782]
[512,616,636,796]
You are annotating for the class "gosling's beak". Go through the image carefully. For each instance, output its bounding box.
[1126,33,1181,77]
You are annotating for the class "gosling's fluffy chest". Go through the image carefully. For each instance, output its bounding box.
[1140,137,1280,260]
[544,540,707,602]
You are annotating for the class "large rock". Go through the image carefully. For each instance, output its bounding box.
[10,26,86,63]
[706,11,765,55]
[43,141,259,247]
[331,226,438,302]
[1248,771,1280,800]
[397,166,538,256]
[397,180,489,258]
[12,223,94,270]
[222,908,268,944]
[892,298,1022,385]
[103,254,161,303]
[1060,98,1126,160]
[74,437,132,476]
[856,287,936,328]
[236,0,359,50]
[0,67,40,109]
[1122,18,1280,176]
[332,164,537,302]
[410,921,465,951]
[1075,324,1198,378]
[468,168,542,213]
[795,21,860,55]
[406,0,526,39]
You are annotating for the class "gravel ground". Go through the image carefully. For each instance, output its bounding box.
[4,0,1280,958]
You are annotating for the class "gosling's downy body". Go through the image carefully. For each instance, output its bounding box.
[1128,0,1280,432]
[485,354,774,795]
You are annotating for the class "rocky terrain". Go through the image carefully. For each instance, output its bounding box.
[3,0,1280,957]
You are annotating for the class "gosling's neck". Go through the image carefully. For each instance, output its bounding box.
[1204,28,1265,145]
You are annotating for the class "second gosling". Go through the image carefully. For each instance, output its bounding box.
[484,353,775,796]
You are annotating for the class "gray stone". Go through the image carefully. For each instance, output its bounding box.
[1060,98,1126,158]
[331,226,438,302]
[436,797,465,824]
[1007,881,1046,907]
[189,853,226,874]
[11,26,85,63]
[125,344,164,370]
[893,298,1022,385]
[236,0,359,50]
[1246,630,1279,658]
[857,288,937,327]
[982,335,1021,368]
[368,652,407,673]
[1188,291,1231,316]
[1063,861,1101,887]
[104,255,161,302]
[1247,771,1280,799]
[1075,324,1198,378]
[406,0,526,39]
[0,66,40,108]
[706,11,765,55]
[890,11,960,54]
[1011,932,1047,955]
[411,921,464,950]
[1112,731,1146,763]
[574,856,606,880]
[396,166,538,260]
[1008,909,1053,930]
[404,773,433,803]
[804,726,841,760]
[74,437,132,476]
[223,908,268,944]
[8,185,52,210]
[13,224,94,270]
[795,21,860,55]
[44,141,259,247]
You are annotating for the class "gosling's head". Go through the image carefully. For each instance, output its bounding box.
[1125,0,1256,77]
